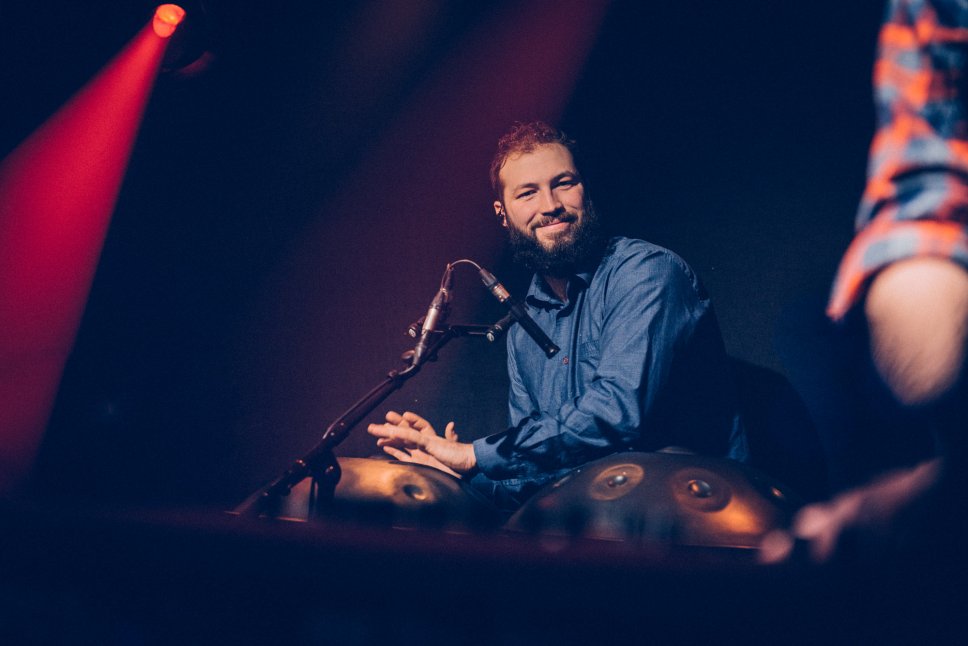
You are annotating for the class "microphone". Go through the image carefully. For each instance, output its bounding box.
[478,268,559,358]
[412,265,453,366]
[406,316,425,338]
[485,313,515,343]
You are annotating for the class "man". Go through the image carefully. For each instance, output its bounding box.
[762,0,968,563]
[368,122,745,512]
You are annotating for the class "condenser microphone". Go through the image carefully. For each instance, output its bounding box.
[412,265,453,365]
[478,268,559,358]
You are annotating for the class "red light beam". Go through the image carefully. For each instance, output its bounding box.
[0,16,175,493]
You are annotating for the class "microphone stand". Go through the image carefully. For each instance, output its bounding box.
[233,321,501,519]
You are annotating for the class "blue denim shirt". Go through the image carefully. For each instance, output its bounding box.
[471,237,745,510]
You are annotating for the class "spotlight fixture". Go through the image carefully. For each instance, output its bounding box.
[153,4,186,38]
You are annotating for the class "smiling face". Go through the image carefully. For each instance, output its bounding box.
[494,143,586,252]
[493,142,605,278]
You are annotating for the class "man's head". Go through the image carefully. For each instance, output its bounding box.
[490,121,604,277]
[489,122,578,200]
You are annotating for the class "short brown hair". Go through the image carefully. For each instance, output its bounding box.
[489,121,577,199]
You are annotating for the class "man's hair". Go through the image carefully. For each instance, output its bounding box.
[489,121,577,199]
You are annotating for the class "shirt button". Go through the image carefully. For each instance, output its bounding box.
[562,356,569,365]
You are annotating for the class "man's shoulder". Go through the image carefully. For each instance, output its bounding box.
[601,237,698,280]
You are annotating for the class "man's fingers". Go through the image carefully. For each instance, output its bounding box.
[385,411,411,427]
[760,505,840,564]
[401,411,431,430]
[382,445,410,461]
[758,530,796,564]
[790,497,861,563]
[367,423,427,447]
[444,421,457,441]
[792,504,834,538]
[380,411,446,438]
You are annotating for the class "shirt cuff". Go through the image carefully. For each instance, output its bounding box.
[472,435,506,479]
[828,219,968,321]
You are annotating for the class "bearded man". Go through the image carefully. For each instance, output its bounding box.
[369,122,745,512]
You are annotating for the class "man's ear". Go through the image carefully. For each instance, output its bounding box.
[493,200,507,228]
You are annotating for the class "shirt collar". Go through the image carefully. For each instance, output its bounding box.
[526,269,593,309]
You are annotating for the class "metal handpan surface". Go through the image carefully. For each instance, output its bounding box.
[505,451,799,548]
[277,457,495,527]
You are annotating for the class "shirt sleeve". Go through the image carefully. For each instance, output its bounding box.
[828,0,968,321]
[472,250,708,481]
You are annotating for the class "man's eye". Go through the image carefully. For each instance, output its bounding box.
[556,179,577,188]
[516,190,536,199]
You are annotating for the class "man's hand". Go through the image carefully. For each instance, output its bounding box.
[367,411,477,478]
[759,459,941,564]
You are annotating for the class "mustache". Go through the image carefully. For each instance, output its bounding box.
[531,212,578,230]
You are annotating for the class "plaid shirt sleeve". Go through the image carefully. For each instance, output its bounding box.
[828,0,968,321]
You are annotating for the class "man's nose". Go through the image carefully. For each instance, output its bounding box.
[538,188,563,214]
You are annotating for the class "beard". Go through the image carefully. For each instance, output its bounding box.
[506,199,607,278]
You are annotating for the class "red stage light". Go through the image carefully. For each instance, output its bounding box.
[153,4,186,38]
[0,19,171,492]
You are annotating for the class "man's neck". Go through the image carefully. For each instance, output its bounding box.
[542,274,569,302]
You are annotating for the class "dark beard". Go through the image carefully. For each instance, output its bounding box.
[506,200,607,278]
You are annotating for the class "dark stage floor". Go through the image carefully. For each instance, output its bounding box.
[0,497,964,645]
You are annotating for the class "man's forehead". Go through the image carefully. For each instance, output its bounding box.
[500,143,577,184]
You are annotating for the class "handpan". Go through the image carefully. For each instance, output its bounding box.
[277,457,497,528]
[505,451,800,548]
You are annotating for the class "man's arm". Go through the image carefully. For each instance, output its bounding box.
[765,0,968,563]
[473,249,713,481]
[827,0,968,322]
[866,257,968,407]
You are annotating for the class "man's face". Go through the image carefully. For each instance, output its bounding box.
[494,143,585,251]
[494,143,604,277]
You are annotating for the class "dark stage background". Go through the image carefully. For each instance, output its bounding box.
[3,1,883,510]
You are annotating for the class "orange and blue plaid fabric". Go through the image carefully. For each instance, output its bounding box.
[828,0,968,320]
